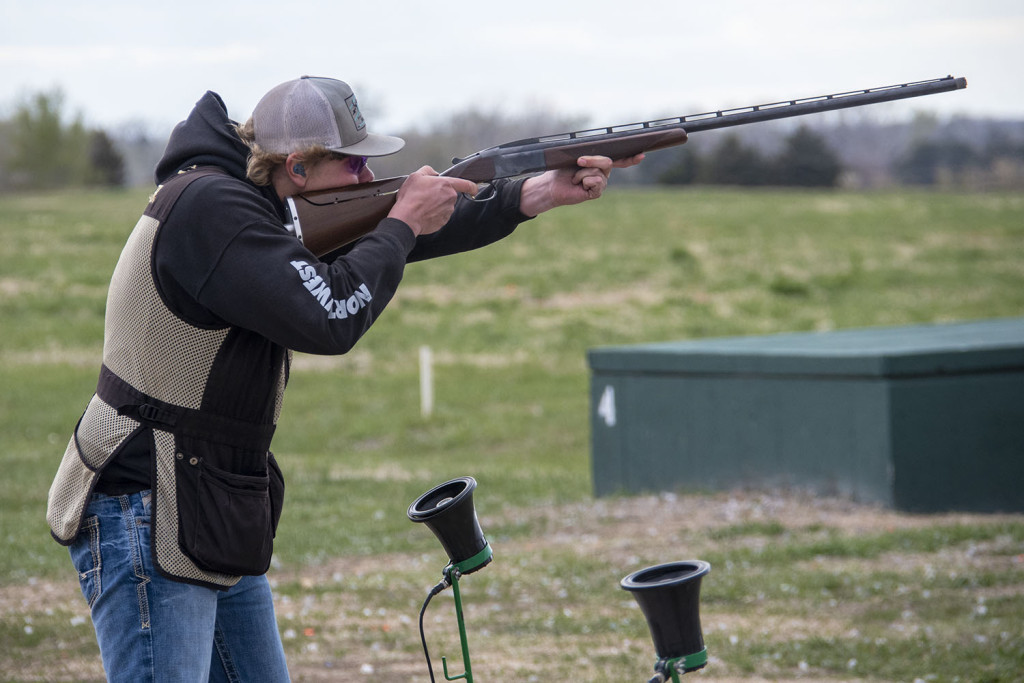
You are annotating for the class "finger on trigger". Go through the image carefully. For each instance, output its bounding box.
[451,178,478,196]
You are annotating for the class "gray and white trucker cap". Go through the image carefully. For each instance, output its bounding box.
[252,76,405,157]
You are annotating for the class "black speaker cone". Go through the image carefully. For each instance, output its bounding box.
[408,477,491,574]
[621,560,710,672]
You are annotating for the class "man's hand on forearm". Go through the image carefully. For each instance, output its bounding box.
[518,154,645,217]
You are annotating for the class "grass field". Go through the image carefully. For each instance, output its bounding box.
[1,185,1023,681]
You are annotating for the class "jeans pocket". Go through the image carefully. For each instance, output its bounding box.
[178,458,274,576]
[69,516,102,607]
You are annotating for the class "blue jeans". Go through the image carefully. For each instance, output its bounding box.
[69,490,290,682]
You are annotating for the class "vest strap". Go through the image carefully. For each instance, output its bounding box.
[97,365,276,451]
[145,165,228,221]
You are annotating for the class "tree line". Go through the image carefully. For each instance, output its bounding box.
[2,89,1022,192]
[655,127,843,187]
[0,90,125,191]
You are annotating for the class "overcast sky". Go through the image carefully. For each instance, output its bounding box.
[1,0,1021,139]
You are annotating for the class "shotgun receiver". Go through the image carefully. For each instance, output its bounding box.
[284,75,967,256]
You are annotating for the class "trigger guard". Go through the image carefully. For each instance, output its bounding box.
[463,183,497,203]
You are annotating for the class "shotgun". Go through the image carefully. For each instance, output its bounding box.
[284,76,967,256]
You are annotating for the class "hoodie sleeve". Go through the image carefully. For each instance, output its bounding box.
[154,175,416,355]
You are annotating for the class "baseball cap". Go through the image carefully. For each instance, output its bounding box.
[252,76,405,157]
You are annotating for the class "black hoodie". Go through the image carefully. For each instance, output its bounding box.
[96,91,529,494]
[148,90,532,356]
[151,91,529,355]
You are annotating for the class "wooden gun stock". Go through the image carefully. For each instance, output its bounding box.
[284,176,406,256]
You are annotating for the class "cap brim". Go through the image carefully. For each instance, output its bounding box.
[328,132,405,158]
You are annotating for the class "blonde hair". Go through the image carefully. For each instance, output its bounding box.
[234,118,337,186]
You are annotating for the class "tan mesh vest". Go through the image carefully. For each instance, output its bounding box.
[47,167,288,589]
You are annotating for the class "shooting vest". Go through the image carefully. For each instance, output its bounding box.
[47,167,288,589]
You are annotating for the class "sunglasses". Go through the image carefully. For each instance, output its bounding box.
[329,153,368,175]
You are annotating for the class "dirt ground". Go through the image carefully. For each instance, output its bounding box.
[4,490,1021,682]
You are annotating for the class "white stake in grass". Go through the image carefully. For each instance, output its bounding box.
[420,346,434,418]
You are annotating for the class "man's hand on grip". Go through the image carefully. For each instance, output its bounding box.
[389,167,478,237]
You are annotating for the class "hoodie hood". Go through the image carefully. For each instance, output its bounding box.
[155,91,252,185]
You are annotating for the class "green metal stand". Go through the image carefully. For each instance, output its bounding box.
[653,649,708,681]
[441,568,473,682]
[438,544,492,683]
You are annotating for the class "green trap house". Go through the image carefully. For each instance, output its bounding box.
[588,318,1024,513]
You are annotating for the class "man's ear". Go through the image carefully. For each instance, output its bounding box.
[285,153,308,187]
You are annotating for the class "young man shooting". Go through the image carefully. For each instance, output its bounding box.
[46,75,641,681]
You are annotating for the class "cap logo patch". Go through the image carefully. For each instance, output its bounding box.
[346,95,366,131]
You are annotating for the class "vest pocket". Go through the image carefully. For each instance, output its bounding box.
[177,456,278,576]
